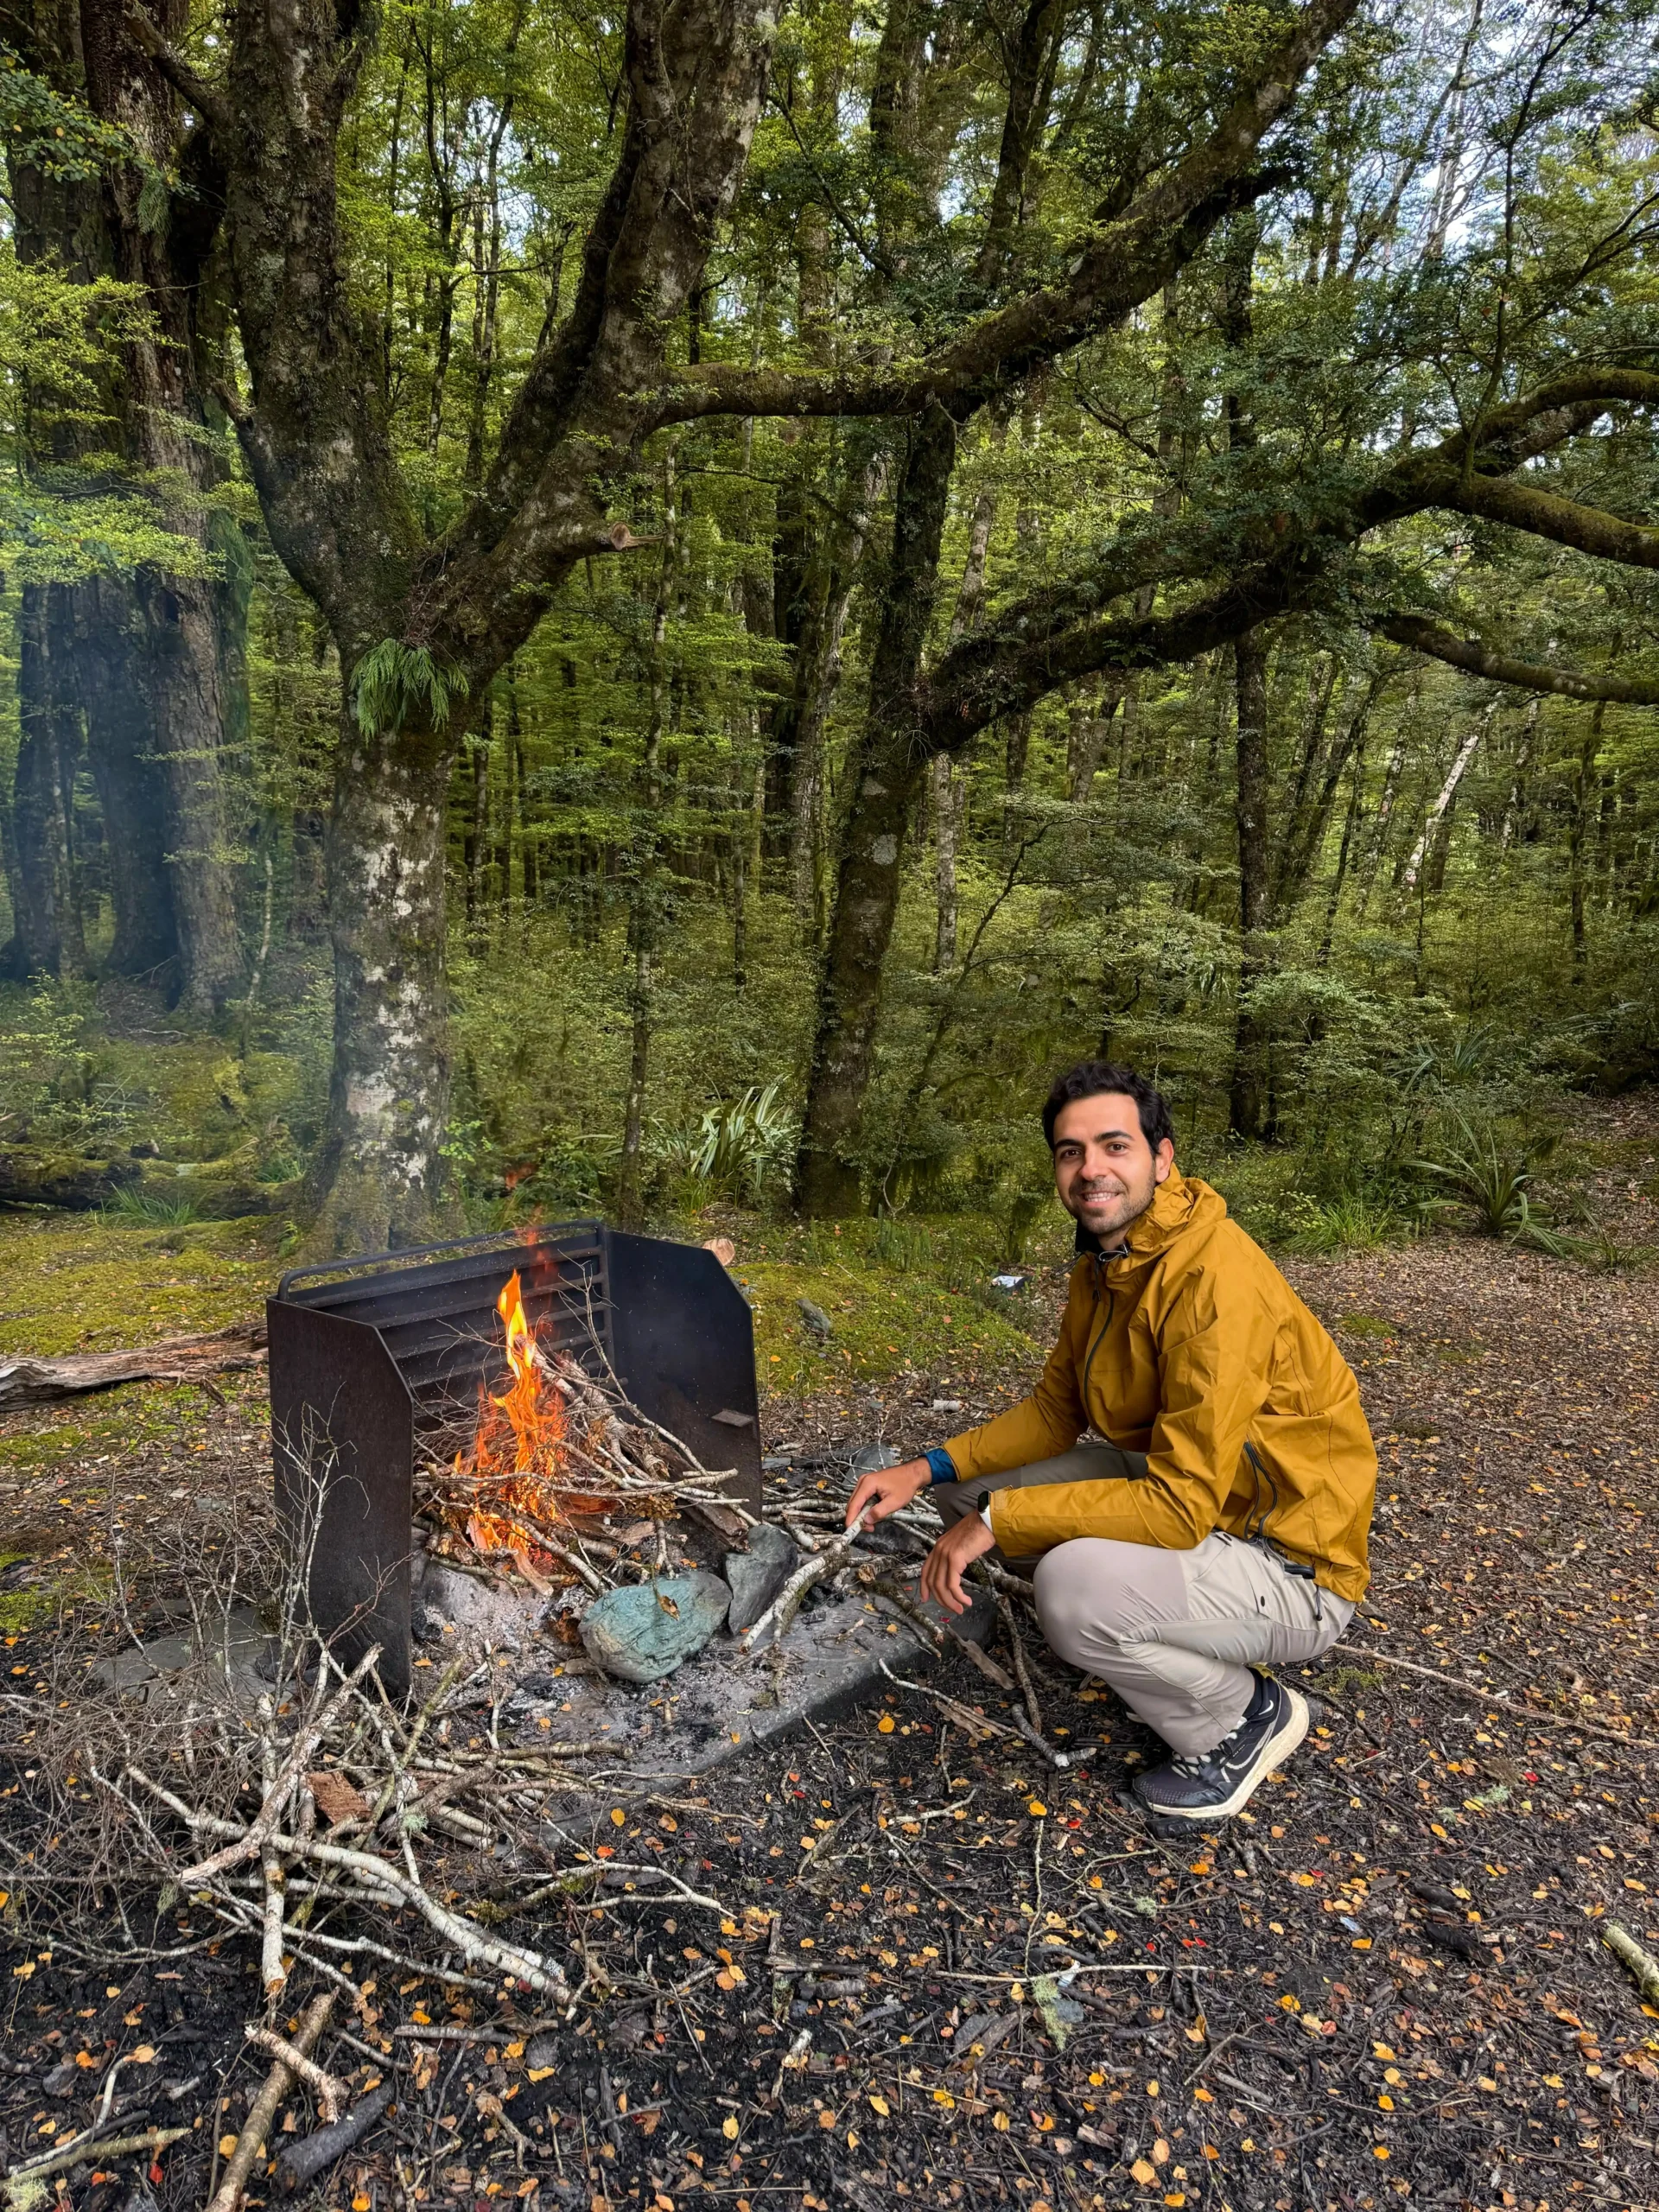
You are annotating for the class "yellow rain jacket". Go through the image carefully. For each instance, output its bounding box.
[942,1170,1376,1599]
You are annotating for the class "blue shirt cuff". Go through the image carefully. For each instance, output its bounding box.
[925,1447,958,1486]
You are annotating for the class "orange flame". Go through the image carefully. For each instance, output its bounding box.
[456,1268,568,1560]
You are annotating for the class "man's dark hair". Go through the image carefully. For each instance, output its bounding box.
[1042,1060,1174,1154]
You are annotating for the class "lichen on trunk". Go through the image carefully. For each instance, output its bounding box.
[308,707,461,1255]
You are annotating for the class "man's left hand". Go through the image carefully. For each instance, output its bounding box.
[919,1512,995,1617]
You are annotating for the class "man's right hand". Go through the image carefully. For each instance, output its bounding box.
[844,1455,935,1530]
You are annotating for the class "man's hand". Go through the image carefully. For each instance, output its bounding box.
[844,1455,933,1530]
[919,1512,995,1617]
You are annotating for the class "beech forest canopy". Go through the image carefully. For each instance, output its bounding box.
[1,0,1657,1256]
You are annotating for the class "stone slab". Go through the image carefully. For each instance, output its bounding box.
[507,1574,998,1784]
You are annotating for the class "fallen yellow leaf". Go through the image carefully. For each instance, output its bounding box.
[721,2116,739,2140]
[877,1714,895,1733]
[218,2136,238,2158]
[1130,2158,1157,2184]
[868,2094,890,2117]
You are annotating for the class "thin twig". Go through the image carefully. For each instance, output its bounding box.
[999,1595,1046,1738]
[179,1649,383,1885]
[1330,1643,1658,1751]
[244,2024,349,2122]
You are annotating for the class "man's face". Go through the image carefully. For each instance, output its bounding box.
[1050,1094,1175,1243]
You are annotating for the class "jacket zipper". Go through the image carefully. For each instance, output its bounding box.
[1079,1250,1115,1431]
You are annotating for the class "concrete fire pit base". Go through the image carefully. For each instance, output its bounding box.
[412,1547,996,1786]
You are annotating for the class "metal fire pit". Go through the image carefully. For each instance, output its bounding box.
[267,1224,761,1696]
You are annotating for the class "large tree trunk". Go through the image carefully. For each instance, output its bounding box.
[795,403,959,1214]
[1568,702,1605,972]
[309,710,458,1253]
[1229,626,1272,1141]
[931,750,967,971]
[1223,214,1269,1142]
[4,588,77,978]
[77,581,178,976]
[139,572,245,1008]
[79,0,247,1011]
[786,435,889,924]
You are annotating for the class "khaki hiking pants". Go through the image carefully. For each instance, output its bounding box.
[934,1440,1354,1759]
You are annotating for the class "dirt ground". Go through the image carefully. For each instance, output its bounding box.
[3,1207,1657,2212]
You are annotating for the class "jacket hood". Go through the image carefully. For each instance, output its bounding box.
[1072,1167,1228,1262]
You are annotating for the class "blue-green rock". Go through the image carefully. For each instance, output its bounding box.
[579,1573,732,1683]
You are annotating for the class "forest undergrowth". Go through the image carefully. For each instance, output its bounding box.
[2,1097,1656,2212]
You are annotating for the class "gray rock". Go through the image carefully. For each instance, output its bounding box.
[579,1573,731,1684]
[798,1297,833,1338]
[849,1443,902,1476]
[723,1522,798,1637]
[91,1632,193,1694]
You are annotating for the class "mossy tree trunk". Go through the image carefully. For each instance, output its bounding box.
[308,702,460,1253]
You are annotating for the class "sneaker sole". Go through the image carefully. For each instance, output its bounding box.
[1135,1683,1311,1824]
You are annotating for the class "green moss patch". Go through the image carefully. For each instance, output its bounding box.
[736,1255,1044,1395]
[0,1212,277,1357]
[1336,1312,1396,1339]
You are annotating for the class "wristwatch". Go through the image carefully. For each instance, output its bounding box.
[976,1490,994,1533]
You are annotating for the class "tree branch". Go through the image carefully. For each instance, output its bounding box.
[124,5,230,130]
[650,0,1360,428]
[921,364,1659,741]
[1380,614,1659,703]
[1424,464,1659,570]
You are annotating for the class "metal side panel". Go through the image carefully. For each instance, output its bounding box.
[602,1230,763,1515]
[268,1300,413,1700]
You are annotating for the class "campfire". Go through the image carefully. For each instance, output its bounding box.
[266,1224,1030,1708]
[452,1268,575,1567]
[267,1222,767,1691]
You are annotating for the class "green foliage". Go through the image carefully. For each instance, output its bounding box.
[101,1185,208,1228]
[352,640,470,736]
[0,45,133,181]
[1408,1114,1569,1252]
[654,1082,796,1204]
[0,982,140,1149]
[1286,1192,1414,1255]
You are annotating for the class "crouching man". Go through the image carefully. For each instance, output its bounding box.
[846,1060,1376,1823]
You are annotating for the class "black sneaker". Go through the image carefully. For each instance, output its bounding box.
[1130,1672,1309,1823]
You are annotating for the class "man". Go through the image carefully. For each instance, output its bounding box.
[846,1059,1376,1823]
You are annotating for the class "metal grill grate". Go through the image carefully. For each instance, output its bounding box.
[268,1224,761,1695]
